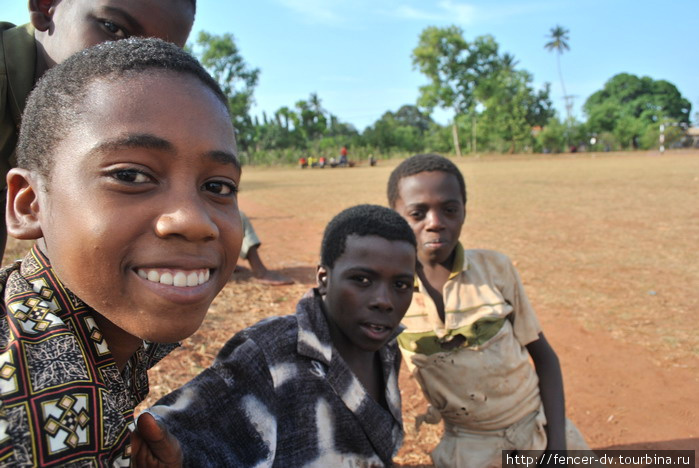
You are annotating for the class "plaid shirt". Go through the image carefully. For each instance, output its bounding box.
[0,245,176,466]
[151,289,404,467]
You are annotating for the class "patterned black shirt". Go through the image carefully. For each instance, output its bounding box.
[151,289,404,467]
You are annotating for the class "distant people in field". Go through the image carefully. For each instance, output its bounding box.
[387,153,592,468]
[149,205,416,466]
[339,145,349,166]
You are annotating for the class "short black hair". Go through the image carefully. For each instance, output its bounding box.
[320,204,416,268]
[17,37,226,180]
[387,153,467,208]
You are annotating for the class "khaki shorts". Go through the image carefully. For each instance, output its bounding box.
[431,407,589,468]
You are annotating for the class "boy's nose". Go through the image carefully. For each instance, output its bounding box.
[371,283,394,312]
[155,193,219,241]
[425,210,445,230]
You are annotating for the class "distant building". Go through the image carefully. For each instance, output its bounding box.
[685,127,699,148]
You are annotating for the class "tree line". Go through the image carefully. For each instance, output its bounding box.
[188,26,692,165]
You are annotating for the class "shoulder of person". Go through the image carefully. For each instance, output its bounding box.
[0,22,18,32]
[464,248,514,269]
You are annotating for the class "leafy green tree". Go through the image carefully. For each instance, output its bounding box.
[412,26,501,155]
[584,73,691,149]
[190,31,260,151]
[544,25,571,121]
[479,68,553,153]
[363,105,434,153]
[295,93,328,141]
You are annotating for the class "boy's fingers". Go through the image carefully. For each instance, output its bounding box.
[133,412,183,467]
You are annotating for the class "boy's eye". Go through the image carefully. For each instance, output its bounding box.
[395,281,411,290]
[202,180,237,196]
[112,169,150,184]
[351,276,371,286]
[99,20,128,39]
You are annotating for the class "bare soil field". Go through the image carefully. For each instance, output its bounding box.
[9,149,696,465]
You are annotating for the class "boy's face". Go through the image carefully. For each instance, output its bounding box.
[29,71,241,344]
[393,171,465,267]
[318,235,415,356]
[36,0,193,68]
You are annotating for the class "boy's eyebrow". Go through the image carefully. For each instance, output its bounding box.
[89,134,240,169]
[347,266,414,278]
[206,150,241,170]
[92,134,173,154]
[101,6,145,35]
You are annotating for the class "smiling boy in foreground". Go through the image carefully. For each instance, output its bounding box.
[150,204,416,466]
[0,38,242,465]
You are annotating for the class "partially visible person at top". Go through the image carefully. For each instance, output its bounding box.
[0,38,242,466]
[237,210,294,285]
[148,204,416,467]
[387,153,591,468]
[0,0,196,261]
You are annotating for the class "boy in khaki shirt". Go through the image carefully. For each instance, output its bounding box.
[388,153,589,468]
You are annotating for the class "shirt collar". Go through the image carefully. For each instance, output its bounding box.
[414,242,468,289]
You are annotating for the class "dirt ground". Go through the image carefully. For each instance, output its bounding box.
[16,149,693,465]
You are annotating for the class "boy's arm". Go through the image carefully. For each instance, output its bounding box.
[131,412,182,468]
[526,332,567,451]
[148,333,278,466]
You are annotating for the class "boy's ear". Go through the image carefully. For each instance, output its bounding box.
[6,168,44,240]
[29,0,57,32]
[316,265,328,295]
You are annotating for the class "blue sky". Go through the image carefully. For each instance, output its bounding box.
[3,0,697,131]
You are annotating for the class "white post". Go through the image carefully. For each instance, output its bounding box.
[659,124,665,154]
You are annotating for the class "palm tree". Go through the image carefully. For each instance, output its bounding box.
[544,25,571,121]
[501,52,519,73]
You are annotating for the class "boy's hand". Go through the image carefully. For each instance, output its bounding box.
[132,412,183,468]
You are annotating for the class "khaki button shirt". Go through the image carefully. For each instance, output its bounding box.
[398,244,543,430]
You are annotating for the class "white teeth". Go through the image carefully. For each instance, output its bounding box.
[160,272,173,286]
[138,268,212,288]
[187,272,198,287]
[173,272,187,287]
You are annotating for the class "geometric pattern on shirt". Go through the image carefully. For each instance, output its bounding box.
[41,393,90,454]
[24,333,91,393]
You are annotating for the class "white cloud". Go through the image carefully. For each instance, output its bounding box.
[276,0,344,24]
[392,1,554,26]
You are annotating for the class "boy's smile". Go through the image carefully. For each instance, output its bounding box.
[28,71,242,351]
[318,235,415,358]
[394,171,466,268]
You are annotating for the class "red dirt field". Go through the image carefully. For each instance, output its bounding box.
[135,149,698,466]
[10,150,694,466]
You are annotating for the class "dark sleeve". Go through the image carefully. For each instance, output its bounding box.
[148,332,278,467]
